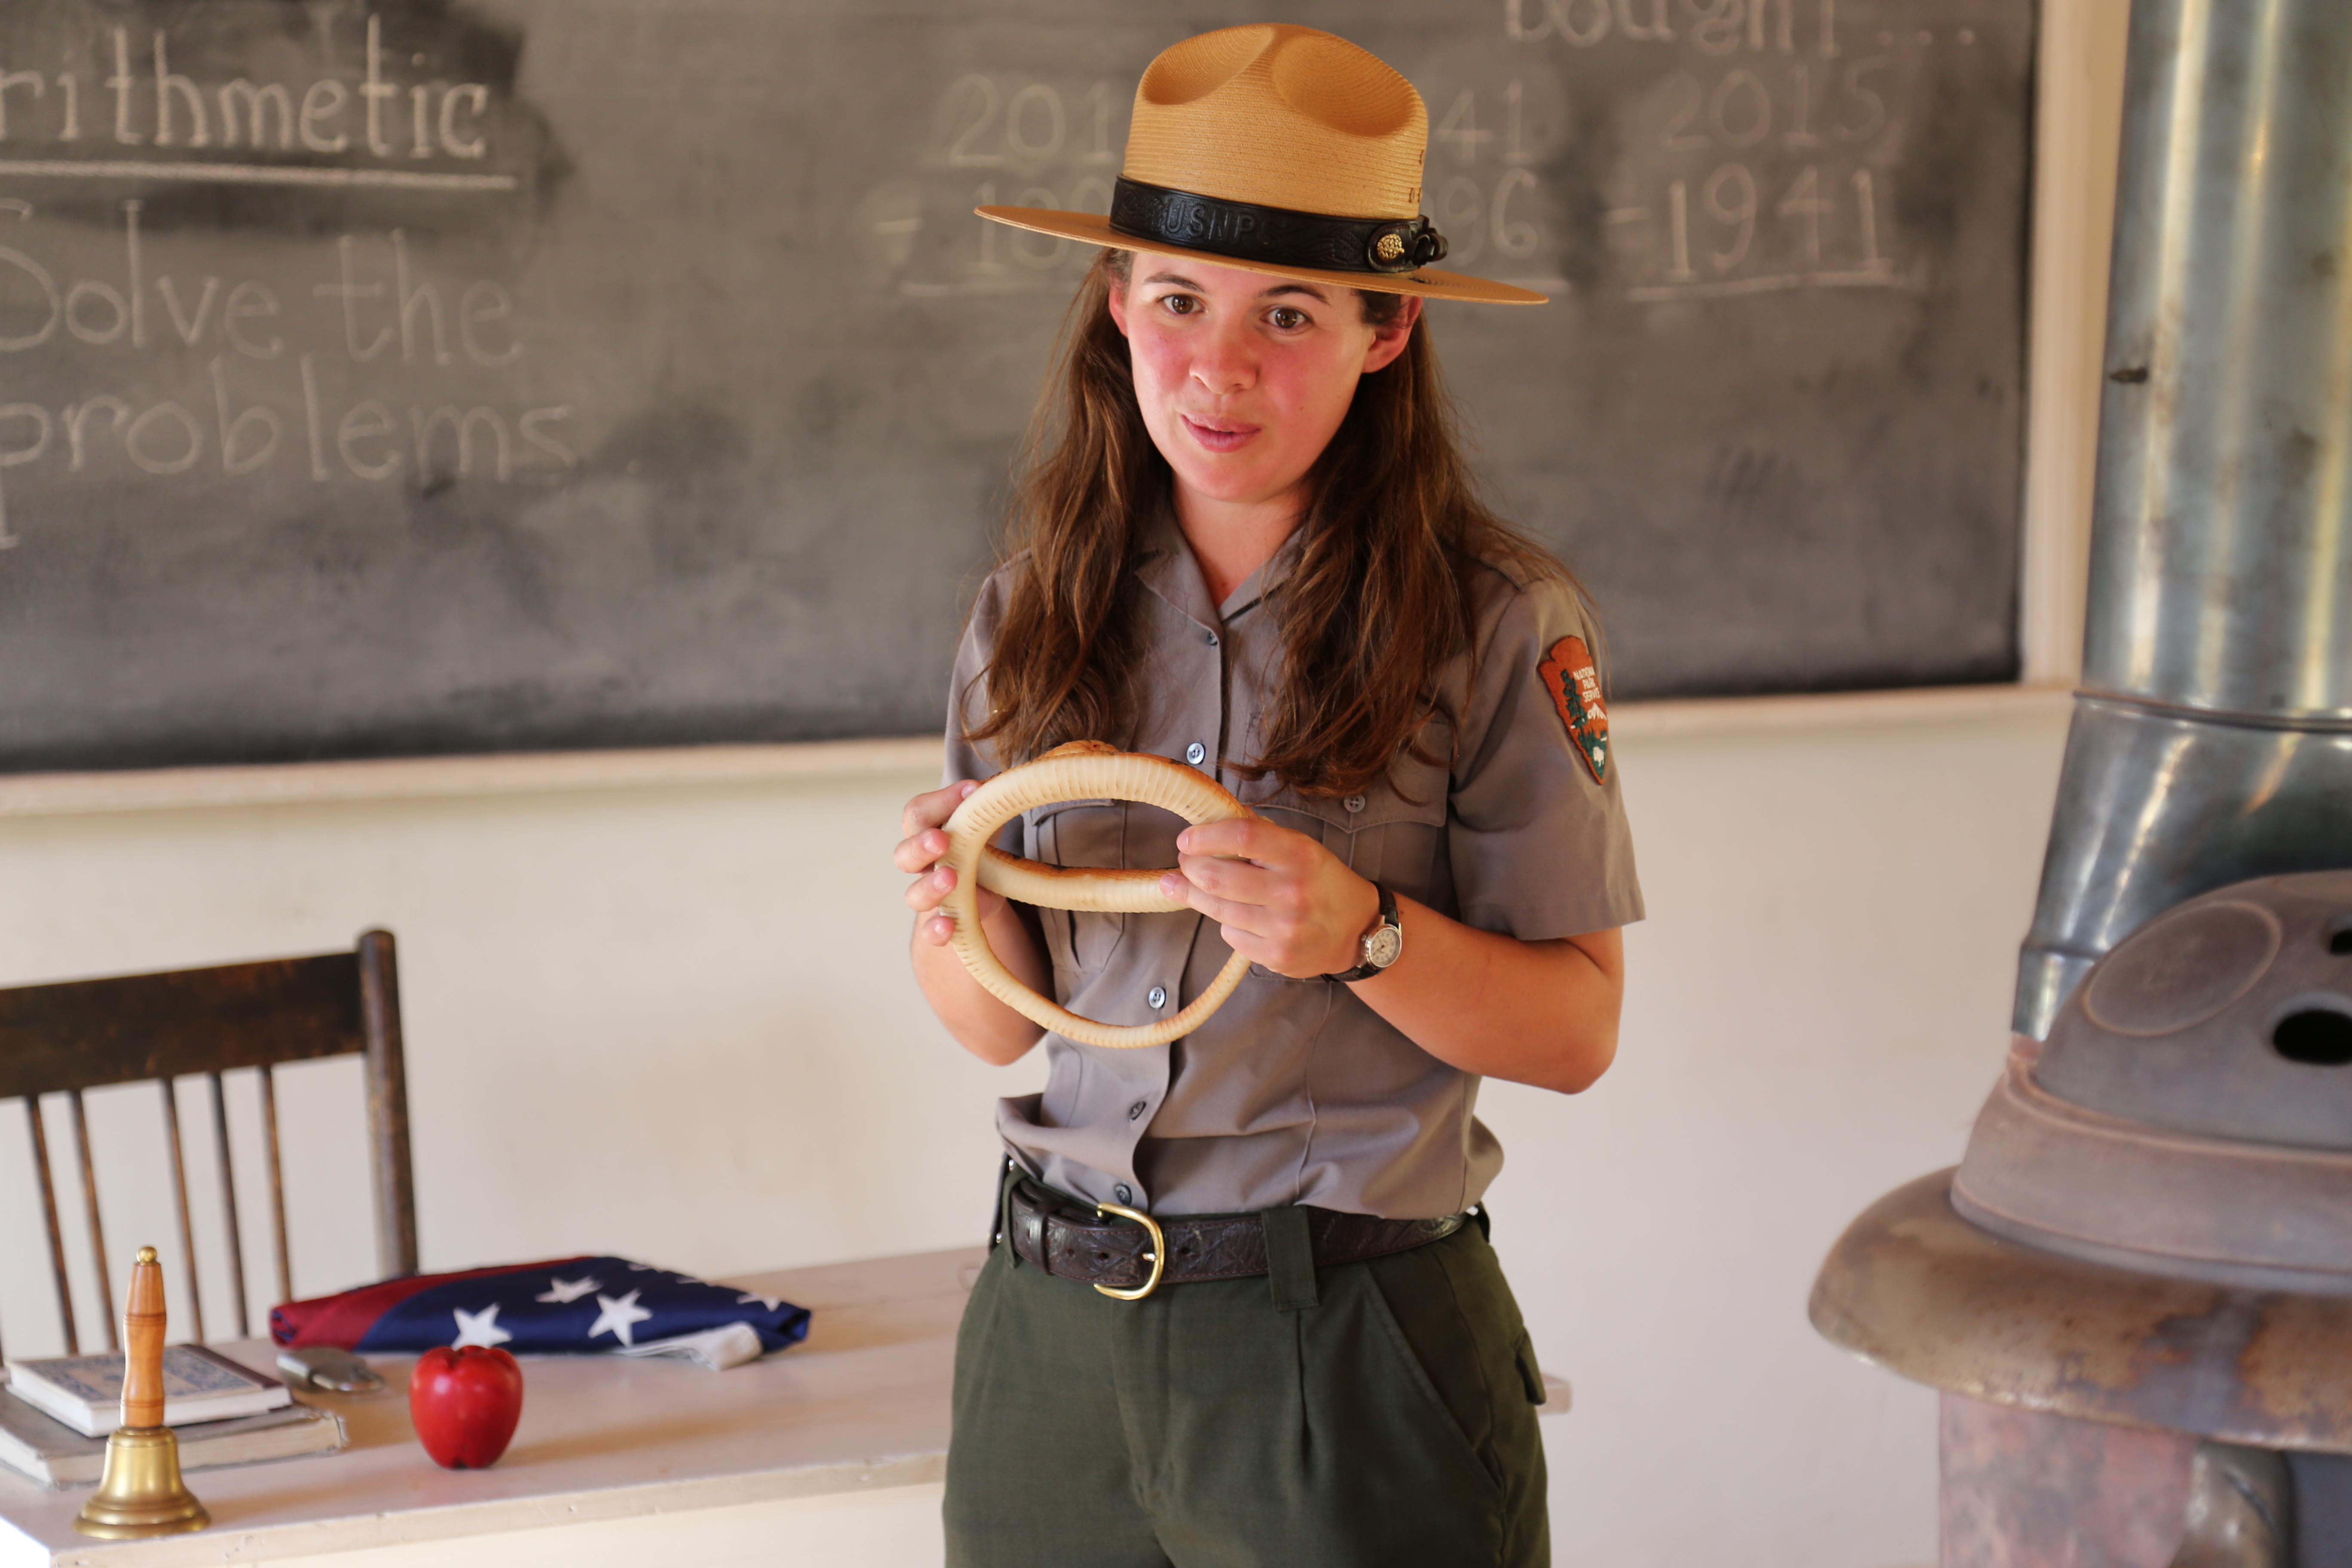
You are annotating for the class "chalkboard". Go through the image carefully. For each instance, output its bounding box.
[0,0,2030,772]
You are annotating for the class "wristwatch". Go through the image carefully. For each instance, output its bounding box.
[1324,884,1403,982]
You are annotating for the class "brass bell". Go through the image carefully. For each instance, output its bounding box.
[74,1246,209,1538]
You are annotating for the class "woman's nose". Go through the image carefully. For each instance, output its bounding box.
[1189,322,1257,394]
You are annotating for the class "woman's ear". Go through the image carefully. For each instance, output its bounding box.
[1105,270,1131,338]
[1360,295,1422,374]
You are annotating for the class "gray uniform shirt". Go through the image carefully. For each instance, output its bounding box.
[944,513,1644,1220]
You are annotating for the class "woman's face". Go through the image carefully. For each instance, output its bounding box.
[1106,257,1419,526]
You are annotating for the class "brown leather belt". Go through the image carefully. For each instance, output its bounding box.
[1004,1177,1464,1297]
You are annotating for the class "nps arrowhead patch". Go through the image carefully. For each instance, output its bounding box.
[1537,635,1609,784]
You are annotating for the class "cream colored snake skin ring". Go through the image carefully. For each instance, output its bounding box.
[941,741,1255,1049]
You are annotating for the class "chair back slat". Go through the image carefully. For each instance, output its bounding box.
[358,933,418,1279]
[68,1090,117,1352]
[158,1081,205,1344]
[0,954,366,1101]
[208,1074,250,1337]
[0,931,411,1356]
[257,1064,292,1307]
[24,1097,78,1355]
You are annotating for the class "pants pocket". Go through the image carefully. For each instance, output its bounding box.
[1514,1326,1548,1406]
[1352,1248,1508,1498]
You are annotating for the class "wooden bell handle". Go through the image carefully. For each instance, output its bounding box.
[121,1246,167,1430]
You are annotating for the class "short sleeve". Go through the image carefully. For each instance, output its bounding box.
[1444,573,1644,940]
[942,566,1013,788]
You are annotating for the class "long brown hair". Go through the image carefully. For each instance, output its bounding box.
[966,248,1576,799]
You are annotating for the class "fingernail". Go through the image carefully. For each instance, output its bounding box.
[1176,831,1192,852]
[961,781,977,797]
[1159,873,1182,897]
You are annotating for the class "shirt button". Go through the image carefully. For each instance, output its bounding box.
[1185,741,1207,766]
[1206,631,1219,646]
[1344,794,1366,814]
[1114,1184,1133,1205]
[1148,985,1167,1009]
[1127,1100,1148,1121]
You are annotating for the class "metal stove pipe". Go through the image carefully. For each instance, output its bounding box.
[1813,0,2352,1559]
[2015,0,2352,1041]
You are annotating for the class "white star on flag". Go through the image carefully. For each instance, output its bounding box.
[735,1291,785,1311]
[536,1275,600,1305]
[451,1304,513,1349]
[587,1289,654,1348]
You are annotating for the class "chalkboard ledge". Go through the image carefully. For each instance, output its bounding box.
[0,685,2071,820]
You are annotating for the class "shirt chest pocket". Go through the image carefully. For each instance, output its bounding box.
[1247,771,1450,977]
[1022,800,1188,976]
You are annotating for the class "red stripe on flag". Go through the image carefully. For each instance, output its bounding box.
[270,1257,597,1348]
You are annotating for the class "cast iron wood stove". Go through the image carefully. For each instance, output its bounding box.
[1810,0,2352,1562]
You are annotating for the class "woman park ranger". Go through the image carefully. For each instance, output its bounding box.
[894,24,1641,1566]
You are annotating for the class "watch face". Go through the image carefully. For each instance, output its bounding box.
[1365,924,1403,969]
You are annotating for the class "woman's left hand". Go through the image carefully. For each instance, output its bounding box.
[1160,819,1380,979]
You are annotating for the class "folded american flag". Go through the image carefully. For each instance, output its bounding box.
[270,1256,811,1361]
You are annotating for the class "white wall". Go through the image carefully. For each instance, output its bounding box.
[0,1,2130,1562]
[0,695,2067,1568]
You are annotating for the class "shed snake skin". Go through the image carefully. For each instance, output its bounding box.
[941,741,1253,1048]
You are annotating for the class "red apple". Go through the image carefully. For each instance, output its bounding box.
[408,1346,524,1469]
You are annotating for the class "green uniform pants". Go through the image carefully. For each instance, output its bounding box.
[943,1184,1551,1567]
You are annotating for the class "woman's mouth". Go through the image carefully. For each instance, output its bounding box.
[1180,415,1260,454]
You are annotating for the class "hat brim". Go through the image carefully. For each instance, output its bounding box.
[976,207,1548,306]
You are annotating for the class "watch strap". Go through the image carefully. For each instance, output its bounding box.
[1323,884,1401,983]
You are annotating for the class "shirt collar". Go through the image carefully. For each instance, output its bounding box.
[1134,495,1305,626]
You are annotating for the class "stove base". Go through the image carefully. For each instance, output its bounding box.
[1941,1397,2352,1567]
[1941,1395,2196,1568]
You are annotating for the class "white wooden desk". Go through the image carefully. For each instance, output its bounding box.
[0,1246,1570,1568]
[0,1247,981,1568]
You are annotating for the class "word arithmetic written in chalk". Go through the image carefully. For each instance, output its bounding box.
[0,17,504,175]
[0,8,550,554]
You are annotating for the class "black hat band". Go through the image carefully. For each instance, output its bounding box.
[1109,177,1448,277]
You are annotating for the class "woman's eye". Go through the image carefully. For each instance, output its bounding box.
[1160,294,1198,315]
[1268,307,1309,331]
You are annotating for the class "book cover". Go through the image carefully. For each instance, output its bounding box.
[0,1390,345,1488]
[3,1344,291,1436]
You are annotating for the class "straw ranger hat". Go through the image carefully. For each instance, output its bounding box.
[977,25,1546,306]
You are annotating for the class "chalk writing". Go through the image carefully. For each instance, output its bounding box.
[1502,3,1954,303]
[0,5,558,556]
[0,18,493,164]
[1507,0,1843,55]
[858,74,1127,297]
[0,198,573,550]
[860,11,1954,308]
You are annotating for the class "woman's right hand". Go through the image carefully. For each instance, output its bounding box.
[897,780,1005,946]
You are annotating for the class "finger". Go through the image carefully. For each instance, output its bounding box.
[1163,877,1274,940]
[904,864,958,915]
[1169,851,1285,904]
[1177,816,1312,867]
[900,779,980,837]
[918,913,959,947]
[892,826,952,875]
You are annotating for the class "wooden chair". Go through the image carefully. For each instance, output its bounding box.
[0,930,416,1356]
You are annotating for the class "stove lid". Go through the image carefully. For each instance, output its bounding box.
[2038,870,2352,1150]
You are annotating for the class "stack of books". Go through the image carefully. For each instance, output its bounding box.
[0,1344,346,1488]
